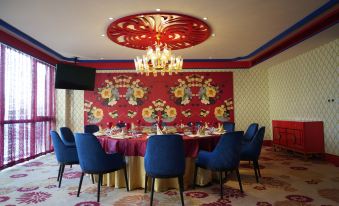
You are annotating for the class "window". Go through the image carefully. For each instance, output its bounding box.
[0,43,55,169]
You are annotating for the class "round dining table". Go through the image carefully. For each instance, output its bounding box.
[96,133,222,192]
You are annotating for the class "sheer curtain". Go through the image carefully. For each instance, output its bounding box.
[0,43,55,170]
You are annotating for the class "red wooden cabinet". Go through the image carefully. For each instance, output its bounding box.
[272,120,324,155]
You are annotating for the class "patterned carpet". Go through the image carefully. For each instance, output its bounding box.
[0,147,338,206]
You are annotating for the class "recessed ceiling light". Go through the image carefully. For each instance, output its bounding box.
[101,34,105,37]
[156,8,161,11]
[211,33,216,37]
[203,17,208,20]
[108,17,114,20]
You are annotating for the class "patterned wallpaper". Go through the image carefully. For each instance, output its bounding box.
[266,39,338,155]
[233,67,271,139]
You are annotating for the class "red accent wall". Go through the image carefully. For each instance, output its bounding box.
[84,72,234,128]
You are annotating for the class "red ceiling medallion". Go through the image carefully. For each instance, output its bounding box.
[107,12,211,50]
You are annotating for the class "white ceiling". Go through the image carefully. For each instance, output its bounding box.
[0,0,337,61]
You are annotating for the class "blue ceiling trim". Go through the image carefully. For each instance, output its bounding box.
[0,0,336,63]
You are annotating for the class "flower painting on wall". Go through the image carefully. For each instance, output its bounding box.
[125,79,149,106]
[199,78,220,105]
[97,80,119,106]
[214,98,234,121]
[84,100,104,123]
[169,78,192,105]
[142,99,177,123]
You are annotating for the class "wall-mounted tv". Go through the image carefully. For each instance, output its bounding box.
[55,63,96,91]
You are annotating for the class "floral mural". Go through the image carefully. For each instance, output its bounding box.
[214,98,234,121]
[84,100,104,123]
[84,72,234,126]
[142,99,177,123]
[169,74,221,105]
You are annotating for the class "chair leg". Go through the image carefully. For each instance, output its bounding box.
[58,164,65,188]
[219,171,224,199]
[253,161,259,183]
[57,164,62,182]
[235,168,243,193]
[255,160,262,177]
[123,165,129,191]
[91,174,95,184]
[178,176,185,206]
[224,171,228,181]
[144,174,148,193]
[70,164,72,168]
[77,172,84,197]
[150,177,155,206]
[193,165,198,189]
[97,174,102,202]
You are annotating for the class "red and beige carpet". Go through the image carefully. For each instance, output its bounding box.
[0,147,338,206]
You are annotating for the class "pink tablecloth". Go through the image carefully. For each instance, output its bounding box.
[98,135,221,158]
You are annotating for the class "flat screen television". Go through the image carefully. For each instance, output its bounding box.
[55,63,96,90]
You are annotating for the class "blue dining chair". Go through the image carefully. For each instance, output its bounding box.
[193,131,244,199]
[144,135,185,206]
[84,124,99,134]
[240,127,265,183]
[59,127,76,147]
[74,133,129,202]
[50,131,79,188]
[223,122,235,132]
[242,123,259,143]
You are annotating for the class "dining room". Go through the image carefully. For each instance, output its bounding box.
[0,0,338,205]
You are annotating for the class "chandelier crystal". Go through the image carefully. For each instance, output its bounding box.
[134,37,183,76]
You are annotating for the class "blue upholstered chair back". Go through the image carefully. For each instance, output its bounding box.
[243,123,259,142]
[74,133,119,173]
[59,127,75,143]
[50,131,78,164]
[223,122,235,132]
[84,124,99,134]
[209,131,243,170]
[240,127,266,160]
[145,135,185,177]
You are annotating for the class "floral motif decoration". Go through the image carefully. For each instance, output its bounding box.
[97,75,149,106]
[75,201,100,206]
[97,79,120,106]
[214,98,233,121]
[16,192,52,204]
[108,110,119,119]
[182,109,192,117]
[169,74,221,105]
[200,109,210,117]
[0,196,10,203]
[127,110,137,118]
[142,99,177,123]
[10,174,27,178]
[169,78,192,105]
[113,195,158,205]
[84,101,104,124]
[185,191,209,198]
[23,162,43,167]
[201,198,232,206]
[17,186,39,192]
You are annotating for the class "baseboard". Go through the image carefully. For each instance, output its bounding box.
[263,140,272,146]
[325,153,339,167]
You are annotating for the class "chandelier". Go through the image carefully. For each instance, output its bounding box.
[134,34,183,76]
[106,12,211,76]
